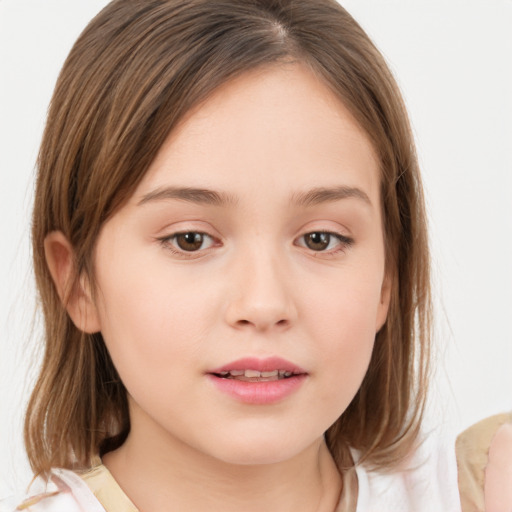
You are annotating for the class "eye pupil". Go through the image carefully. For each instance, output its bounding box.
[176,232,204,251]
[305,232,330,251]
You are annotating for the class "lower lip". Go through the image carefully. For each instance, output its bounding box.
[207,374,307,405]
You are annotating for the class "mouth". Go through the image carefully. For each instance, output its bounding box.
[207,357,307,404]
[212,369,302,382]
[208,356,307,381]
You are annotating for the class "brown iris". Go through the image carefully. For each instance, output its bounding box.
[175,232,205,251]
[304,232,331,251]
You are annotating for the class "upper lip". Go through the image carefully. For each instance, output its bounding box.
[209,357,306,374]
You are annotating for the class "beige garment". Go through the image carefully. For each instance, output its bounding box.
[78,414,511,512]
[78,461,358,512]
[78,464,138,512]
[456,412,512,512]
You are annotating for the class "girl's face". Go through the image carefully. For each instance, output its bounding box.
[90,64,390,465]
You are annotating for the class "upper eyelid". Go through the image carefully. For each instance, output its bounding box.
[161,231,217,244]
[158,224,220,240]
[160,228,349,237]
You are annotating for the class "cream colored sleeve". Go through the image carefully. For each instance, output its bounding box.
[456,412,512,512]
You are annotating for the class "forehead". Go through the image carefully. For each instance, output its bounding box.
[133,63,380,206]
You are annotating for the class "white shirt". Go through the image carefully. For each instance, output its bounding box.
[2,434,462,512]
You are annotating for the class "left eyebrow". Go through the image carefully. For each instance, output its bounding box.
[290,186,372,208]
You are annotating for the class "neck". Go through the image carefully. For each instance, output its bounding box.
[103,418,342,512]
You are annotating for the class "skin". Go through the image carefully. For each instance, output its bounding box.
[46,63,390,512]
[484,423,512,511]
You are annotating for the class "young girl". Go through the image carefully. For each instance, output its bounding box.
[4,0,511,510]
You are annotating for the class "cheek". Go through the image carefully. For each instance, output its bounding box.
[93,259,215,388]
[301,266,383,400]
[303,261,384,339]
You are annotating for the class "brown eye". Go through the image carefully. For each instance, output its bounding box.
[296,231,353,253]
[303,232,331,251]
[175,232,207,251]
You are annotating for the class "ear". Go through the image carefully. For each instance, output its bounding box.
[44,231,101,333]
[375,271,392,332]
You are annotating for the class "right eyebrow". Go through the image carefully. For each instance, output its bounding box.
[137,186,238,207]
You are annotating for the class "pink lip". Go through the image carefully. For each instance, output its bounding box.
[207,357,307,405]
[209,357,306,374]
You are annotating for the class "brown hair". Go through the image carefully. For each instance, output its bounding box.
[27,0,431,476]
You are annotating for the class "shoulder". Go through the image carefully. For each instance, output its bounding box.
[456,412,512,512]
[9,469,106,512]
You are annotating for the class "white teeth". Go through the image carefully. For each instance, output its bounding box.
[217,369,296,379]
[244,369,261,378]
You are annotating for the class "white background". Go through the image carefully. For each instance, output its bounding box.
[1,0,511,496]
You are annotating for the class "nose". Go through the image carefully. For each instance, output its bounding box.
[224,249,297,332]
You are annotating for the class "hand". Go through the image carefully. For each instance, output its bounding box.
[485,422,512,512]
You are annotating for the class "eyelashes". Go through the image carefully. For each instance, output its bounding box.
[158,230,353,259]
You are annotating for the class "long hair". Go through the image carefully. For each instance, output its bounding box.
[27,0,431,475]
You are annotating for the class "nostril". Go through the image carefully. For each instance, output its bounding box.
[234,318,289,329]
